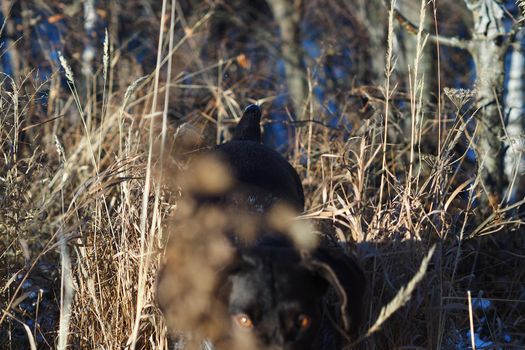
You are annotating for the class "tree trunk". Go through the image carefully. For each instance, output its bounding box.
[396,0,436,101]
[466,0,506,205]
[266,0,307,118]
[503,28,525,202]
[355,0,387,84]
[1,0,21,78]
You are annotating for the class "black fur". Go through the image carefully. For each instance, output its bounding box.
[158,104,365,350]
[231,104,263,142]
[210,104,304,211]
[212,140,305,211]
[218,242,366,350]
[212,105,365,349]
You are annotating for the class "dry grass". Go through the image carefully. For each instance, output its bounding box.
[1,1,524,349]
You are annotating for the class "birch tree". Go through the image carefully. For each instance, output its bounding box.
[396,0,436,102]
[393,0,524,205]
[82,0,97,79]
[266,0,307,118]
[503,27,525,201]
[355,0,388,84]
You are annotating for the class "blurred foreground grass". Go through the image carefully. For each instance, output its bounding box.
[1,1,525,349]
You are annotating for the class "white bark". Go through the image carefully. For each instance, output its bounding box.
[503,28,525,201]
[266,0,307,118]
[82,0,97,78]
[466,0,506,202]
[396,0,434,99]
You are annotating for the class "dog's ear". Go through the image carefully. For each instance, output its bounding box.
[231,104,262,142]
[304,247,366,334]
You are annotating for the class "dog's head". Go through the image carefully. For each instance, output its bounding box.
[212,242,366,350]
[157,214,365,350]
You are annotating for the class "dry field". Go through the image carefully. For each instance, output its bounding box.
[1,1,524,349]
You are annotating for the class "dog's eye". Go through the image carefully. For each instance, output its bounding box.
[297,314,311,330]
[297,314,312,330]
[232,313,254,329]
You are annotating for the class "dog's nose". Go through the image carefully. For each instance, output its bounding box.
[259,327,284,348]
[271,328,284,347]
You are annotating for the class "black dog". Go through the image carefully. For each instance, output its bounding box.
[209,104,304,212]
[157,105,365,350]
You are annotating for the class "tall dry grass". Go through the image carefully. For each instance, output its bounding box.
[1,0,524,349]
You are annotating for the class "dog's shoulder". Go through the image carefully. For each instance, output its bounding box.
[211,140,304,210]
[208,105,304,210]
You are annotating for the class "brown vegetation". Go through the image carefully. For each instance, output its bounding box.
[1,0,524,349]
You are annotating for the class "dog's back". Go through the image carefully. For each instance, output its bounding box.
[209,104,304,211]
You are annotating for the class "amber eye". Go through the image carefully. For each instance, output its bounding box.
[297,314,311,330]
[232,313,254,329]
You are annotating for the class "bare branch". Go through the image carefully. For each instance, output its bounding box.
[383,0,470,50]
